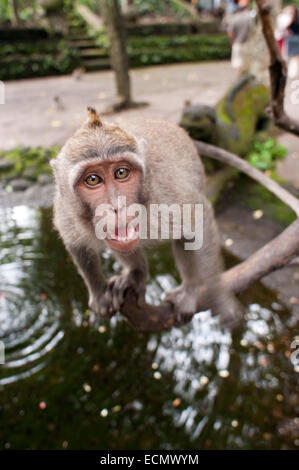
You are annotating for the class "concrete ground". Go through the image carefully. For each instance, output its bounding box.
[1,60,298,188]
[0,61,235,150]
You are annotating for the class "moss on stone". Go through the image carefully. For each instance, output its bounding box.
[0,146,59,183]
[216,79,270,157]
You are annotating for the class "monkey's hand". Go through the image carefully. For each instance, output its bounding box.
[104,269,147,316]
[164,284,200,324]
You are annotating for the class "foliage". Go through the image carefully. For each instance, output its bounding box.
[0,146,59,182]
[133,0,191,18]
[127,34,230,66]
[0,33,230,79]
[0,40,79,80]
[249,137,287,171]
[0,0,43,24]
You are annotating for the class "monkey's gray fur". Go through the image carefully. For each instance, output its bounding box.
[51,111,241,328]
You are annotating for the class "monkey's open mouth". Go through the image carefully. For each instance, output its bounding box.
[106,225,139,252]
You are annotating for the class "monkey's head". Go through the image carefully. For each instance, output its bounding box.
[51,107,147,254]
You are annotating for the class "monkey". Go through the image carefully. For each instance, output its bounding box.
[51,107,241,328]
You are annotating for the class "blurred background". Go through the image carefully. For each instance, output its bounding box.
[0,0,298,450]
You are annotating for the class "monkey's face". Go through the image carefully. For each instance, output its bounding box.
[76,158,142,254]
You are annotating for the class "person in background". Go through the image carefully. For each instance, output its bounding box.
[226,0,239,15]
[226,0,253,75]
[286,5,299,78]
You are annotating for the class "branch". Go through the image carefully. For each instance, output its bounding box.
[119,143,299,332]
[194,140,299,217]
[255,0,299,135]
[120,218,299,332]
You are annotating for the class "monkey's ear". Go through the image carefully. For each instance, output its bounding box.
[87,106,102,128]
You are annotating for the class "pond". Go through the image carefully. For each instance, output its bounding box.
[0,205,298,450]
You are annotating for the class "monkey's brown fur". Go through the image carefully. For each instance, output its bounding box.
[51,109,240,327]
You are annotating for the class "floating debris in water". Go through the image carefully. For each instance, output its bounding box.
[83,383,91,393]
[172,398,181,407]
[267,342,275,353]
[100,408,108,417]
[199,376,209,386]
[218,370,229,378]
[258,357,269,367]
[112,405,121,413]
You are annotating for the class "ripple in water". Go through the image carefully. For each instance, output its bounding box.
[0,206,64,386]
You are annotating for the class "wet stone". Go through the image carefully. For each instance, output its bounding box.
[38,173,53,185]
[23,167,37,181]
[0,159,14,173]
[10,178,31,191]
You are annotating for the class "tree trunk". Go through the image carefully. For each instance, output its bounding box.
[9,0,20,26]
[246,0,282,84]
[100,0,132,109]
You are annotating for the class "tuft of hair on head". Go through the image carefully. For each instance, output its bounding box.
[87,106,103,128]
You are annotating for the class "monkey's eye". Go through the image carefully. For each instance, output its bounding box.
[115,168,129,180]
[85,174,102,187]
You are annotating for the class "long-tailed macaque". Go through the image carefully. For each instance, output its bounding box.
[51,108,240,327]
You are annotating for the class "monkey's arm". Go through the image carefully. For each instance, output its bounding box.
[67,245,108,317]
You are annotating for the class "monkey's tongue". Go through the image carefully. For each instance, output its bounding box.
[111,225,137,242]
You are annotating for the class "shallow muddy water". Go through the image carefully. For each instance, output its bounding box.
[0,206,298,449]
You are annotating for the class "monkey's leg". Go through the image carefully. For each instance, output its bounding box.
[105,248,148,313]
[165,199,242,328]
[67,245,111,318]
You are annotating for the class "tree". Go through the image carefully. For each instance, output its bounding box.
[9,0,20,26]
[100,0,133,111]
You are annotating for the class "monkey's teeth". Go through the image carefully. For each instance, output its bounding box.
[127,226,136,240]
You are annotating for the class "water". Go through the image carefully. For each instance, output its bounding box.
[0,206,298,450]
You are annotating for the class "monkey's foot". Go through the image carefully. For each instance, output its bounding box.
[211,296,244,332]
[164,284,199,325]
